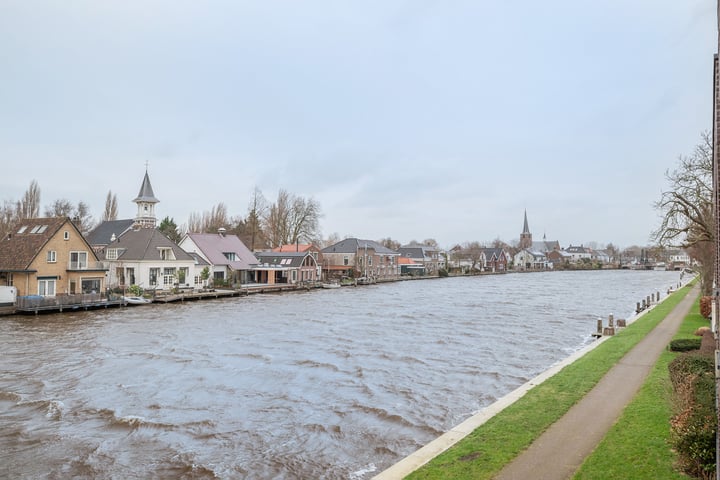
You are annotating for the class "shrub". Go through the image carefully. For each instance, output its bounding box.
[126,284,143,296]
[438,269,449,277]
[699,296,712,319]
[668,353,717,478]
[669,338,702,352]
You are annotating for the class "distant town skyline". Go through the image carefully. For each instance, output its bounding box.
[0,1,715,249]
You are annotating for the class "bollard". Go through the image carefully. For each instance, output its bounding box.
[642,299,646,310]
[597,318,603,334]
[603,327,615,336]
[636,301,641,313]
[647,295,651,307]
[617,319,627,327]
[608,313,614,328]
[651,293,655,303]
[657,291,660,302]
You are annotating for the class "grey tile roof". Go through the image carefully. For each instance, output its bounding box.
[133,171,160,203]
[86,219,135,246]
[255,251,309,268]
[321,238,399,255]
[185,233,258,270]
[102,228,194,261]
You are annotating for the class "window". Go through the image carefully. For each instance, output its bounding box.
[63,231,70,240]
[149,268,160,286]
[46,251,56,263]
[106,249,118,260]
[163,267,176,286]
[291,270,297,282]
[159,248,175,260]
[38,278,56,296]
[343,256,349,266]
[70,251,88,269]
[223,252,237,261]
[30,225,48,234]
[17,226,27,234]
[369,256,373,266]
[81,278,101,294]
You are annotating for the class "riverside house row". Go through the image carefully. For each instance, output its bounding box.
[0,172,693,305]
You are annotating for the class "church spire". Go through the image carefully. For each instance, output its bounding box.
[519,209,532,249]
[133,168,159,228]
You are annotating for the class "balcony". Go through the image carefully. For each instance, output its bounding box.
[67,261,108,271]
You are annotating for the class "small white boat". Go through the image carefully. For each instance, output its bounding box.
[122,296,153,305]
[322,283,341,289]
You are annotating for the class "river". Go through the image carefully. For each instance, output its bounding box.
[0,269,684,479]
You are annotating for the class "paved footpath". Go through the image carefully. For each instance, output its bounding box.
[493,283,699,480]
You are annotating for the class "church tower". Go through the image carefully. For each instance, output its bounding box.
[519,210,532,249]
[133,169,160,228]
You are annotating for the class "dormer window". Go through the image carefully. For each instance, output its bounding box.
[159,248,175,260]
[17,226,28,234]
[223,252,237,261]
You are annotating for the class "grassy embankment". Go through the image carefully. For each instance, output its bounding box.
[406,282,698,480]
[573,294,707,479]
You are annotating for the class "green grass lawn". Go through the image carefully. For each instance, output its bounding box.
[406,283,696,480]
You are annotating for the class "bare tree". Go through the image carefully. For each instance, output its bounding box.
[653,131,713,292]
[263,189,322,247]
[0,200,17,240]
[463,241,485,271]
[44,199,94,235]
[102,190,119,221]
[44,199,74,217]
[247,187,267,250]
[378,237,401,250]
[186,203,230,233]
[17,180,40,219]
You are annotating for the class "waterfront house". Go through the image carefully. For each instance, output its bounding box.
[0,217,107,297]
[591,249,611,264]
[253,251,319,285]
[565,244,592,264]
[179,229,259,286]
[667,249,692,270]
[513,249,548,270]
[481,247,509,272]
[546,249,572,267]
[321,238,399,280]
[398,243,440,275]
[398,256,425,276]
[448,244,486,272]
[101,227,196,291]
[273,243,323,278]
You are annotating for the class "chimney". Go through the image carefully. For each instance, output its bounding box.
[218,227,226,237]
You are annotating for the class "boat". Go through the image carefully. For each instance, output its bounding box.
[122,296,153,305]
[322,283,341,289]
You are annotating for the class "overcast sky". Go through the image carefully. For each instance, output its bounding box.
[0,1,715,249]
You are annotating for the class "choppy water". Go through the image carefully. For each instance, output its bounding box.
[0,270,683,479]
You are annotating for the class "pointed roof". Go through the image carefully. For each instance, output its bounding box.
[133,171,159,204]
[184,232,258,270]
[86,219,135,246]
[522,209,530,234]
[0,217,78,271]
[102,228,193,262]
